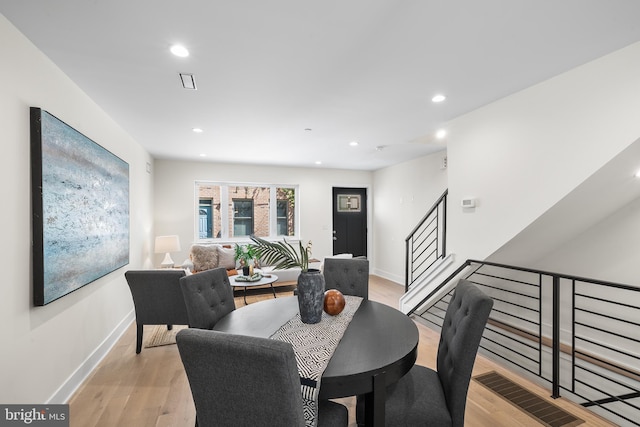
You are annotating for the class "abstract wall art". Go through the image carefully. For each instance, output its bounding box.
[30,107,130,305]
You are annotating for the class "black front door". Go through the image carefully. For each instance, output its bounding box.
[332,187,367,257]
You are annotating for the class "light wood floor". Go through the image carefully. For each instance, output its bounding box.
[68,276,615,426]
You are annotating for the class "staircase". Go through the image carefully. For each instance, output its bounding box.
[402,190,640,426]
[404,258,640,426]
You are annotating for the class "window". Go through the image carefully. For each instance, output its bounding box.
[337,194,361,212]
[276,188,295,236]
[233,199,254,236]
[276,200,288,236]
[228,185,268,238]
[195,182,297,241]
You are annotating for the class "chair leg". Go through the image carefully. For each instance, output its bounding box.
[136,323,143,354]
[167,324,173,330]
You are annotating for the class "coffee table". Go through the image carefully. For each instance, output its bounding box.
[229,274,278,304]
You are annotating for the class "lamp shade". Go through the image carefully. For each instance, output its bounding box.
[155,235,181,254]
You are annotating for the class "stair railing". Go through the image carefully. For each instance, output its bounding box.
[408,259,640,426]
[404,189,447,292]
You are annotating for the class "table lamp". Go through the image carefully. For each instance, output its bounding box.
[155,235,181,268]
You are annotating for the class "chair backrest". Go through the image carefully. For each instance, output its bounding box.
[176,328,305,427]
[437,279,493,427]
[322,257,369,299]
[124,270,189,325]
[179,267,236,329]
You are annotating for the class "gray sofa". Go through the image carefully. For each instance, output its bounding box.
[184,243,320,283]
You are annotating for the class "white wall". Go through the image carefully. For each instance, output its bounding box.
[372,152,448,283]
[0,15,153,404]
[531,195,640,285]
[445,41,640,273]
[153,159,373,266]
[488,137,640,285]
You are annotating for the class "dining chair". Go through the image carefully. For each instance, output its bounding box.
[356,279,493,426]
[323,257,369,299]
[124,269,189,354]
[179,267,236,329]
[176,328,349,427]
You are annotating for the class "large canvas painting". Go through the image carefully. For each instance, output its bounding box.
[30,108,130,306]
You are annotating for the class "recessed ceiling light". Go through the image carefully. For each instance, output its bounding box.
[170,44,189,57]
[432,94,446,103]
[635,169,640,178]
[349,141,359,147]
[315,160,322,165]
[435,129,447,139]
[192,128,203,133]
[199,153,207,157]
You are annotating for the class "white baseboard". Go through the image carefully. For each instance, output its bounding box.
[47,310,135,404]
[372,268,403,285]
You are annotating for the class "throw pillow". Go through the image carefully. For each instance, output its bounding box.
[217,245,236,269]
[190,245,218,271]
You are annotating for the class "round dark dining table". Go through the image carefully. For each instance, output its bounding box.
[212,296,419,427]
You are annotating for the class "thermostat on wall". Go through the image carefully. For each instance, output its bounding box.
[461,198,476,208]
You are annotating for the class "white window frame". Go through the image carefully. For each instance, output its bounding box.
[194,181,299,243]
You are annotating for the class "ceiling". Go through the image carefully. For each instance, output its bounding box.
[3,1,640,171]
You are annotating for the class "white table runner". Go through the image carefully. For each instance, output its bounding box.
[270,295,363,427]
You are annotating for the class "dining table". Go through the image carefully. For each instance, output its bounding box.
[212,296,419,427]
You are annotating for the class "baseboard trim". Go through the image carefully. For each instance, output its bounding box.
[47,310,135,404]
[371,268,403,285]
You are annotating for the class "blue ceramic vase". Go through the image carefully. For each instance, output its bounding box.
[296,269,325,324]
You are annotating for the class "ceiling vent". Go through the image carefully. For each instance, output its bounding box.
[179,73,197,90]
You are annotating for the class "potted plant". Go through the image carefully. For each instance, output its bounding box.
[250,235,324,323]
[234,243,257,276]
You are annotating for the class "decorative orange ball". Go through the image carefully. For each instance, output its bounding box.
[323,289,346,315]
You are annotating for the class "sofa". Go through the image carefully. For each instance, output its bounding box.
[183,243,320,284]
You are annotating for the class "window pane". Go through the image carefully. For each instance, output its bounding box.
[276,187,295,236]
[232,199,253,236]
[276,200,287,236]
[277,200,287,217]
[228,186,269,237]
[197,184,221,238]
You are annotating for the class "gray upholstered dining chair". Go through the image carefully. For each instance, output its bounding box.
[357,279,493,427]
[179,267,236,329]
[124,269,189,354]
[323,257,369,299]
[176,328,349,427]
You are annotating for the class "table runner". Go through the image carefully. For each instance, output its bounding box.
[270,295,363,427]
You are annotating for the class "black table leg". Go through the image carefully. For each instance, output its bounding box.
[270,283,277,298]
[364,371,386,427]
[243,286,248,304]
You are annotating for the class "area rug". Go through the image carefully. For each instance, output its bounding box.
[144,325,188,348]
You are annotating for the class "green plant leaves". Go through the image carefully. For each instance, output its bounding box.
[250,235,311,272]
